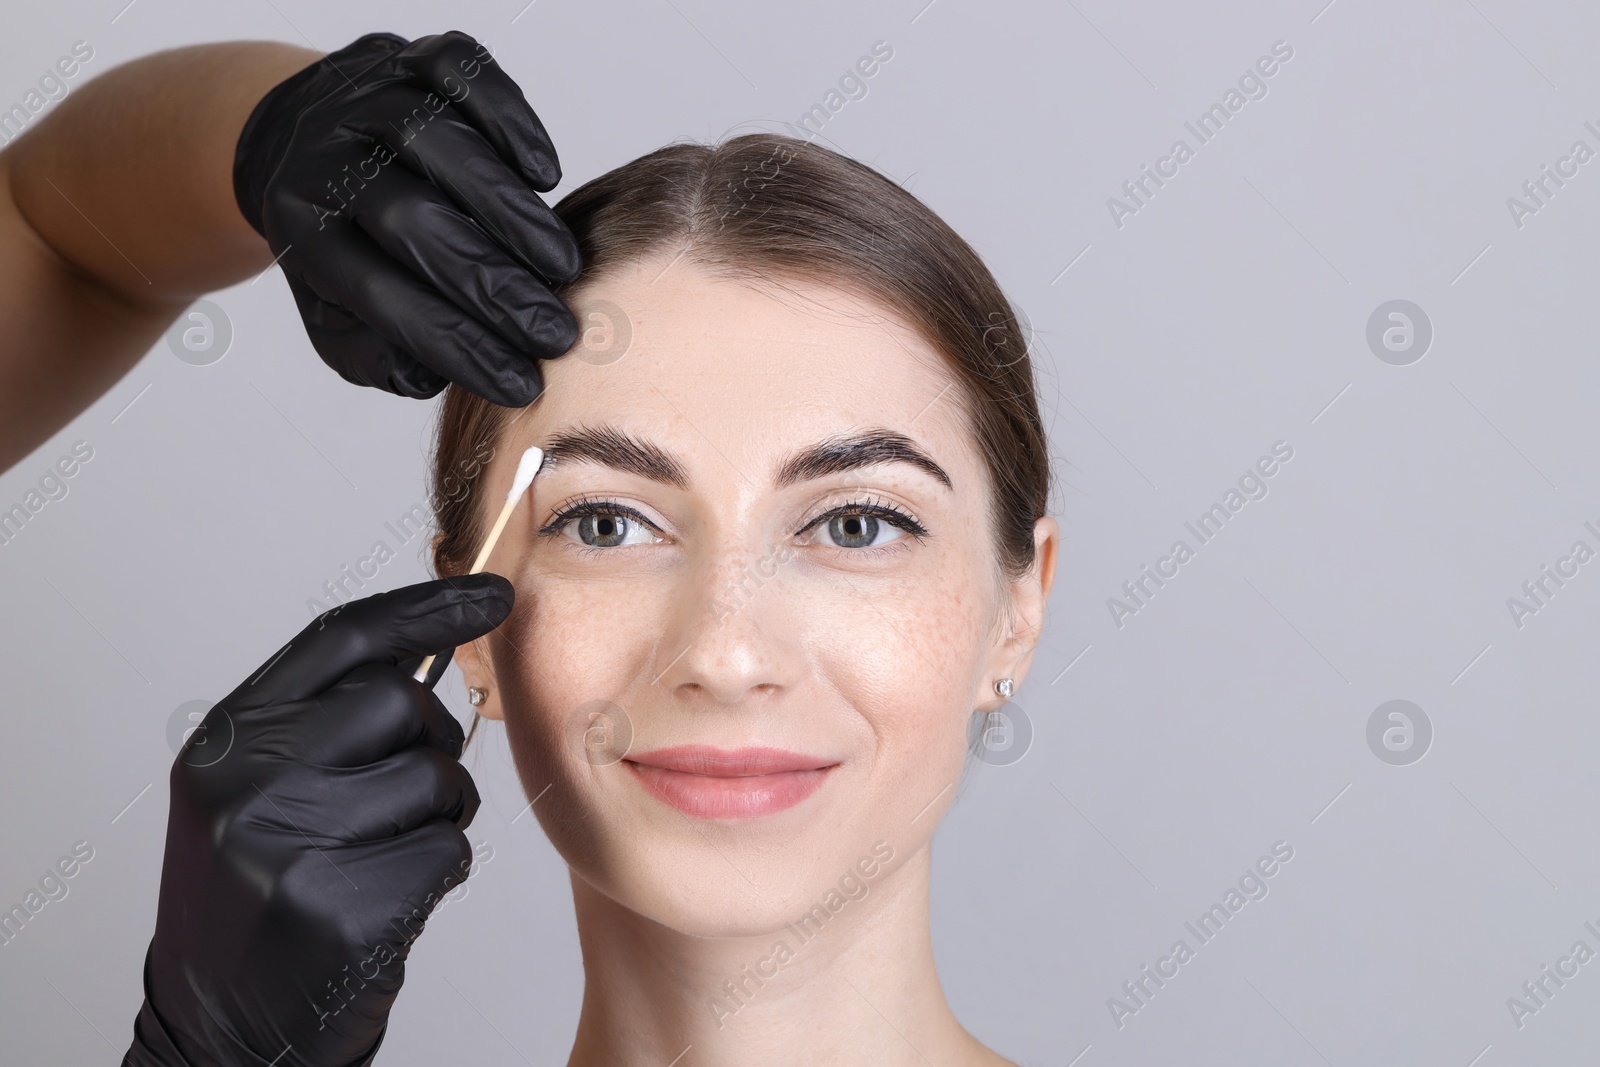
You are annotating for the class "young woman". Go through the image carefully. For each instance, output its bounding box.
[127,134,1058,1067]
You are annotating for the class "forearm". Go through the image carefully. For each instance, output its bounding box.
[8,40,316,298]
[0,40,317,469]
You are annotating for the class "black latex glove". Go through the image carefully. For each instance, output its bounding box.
[123,575,513,1067]
[234,31,581,406]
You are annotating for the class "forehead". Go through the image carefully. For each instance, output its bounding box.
[530,256,972,478]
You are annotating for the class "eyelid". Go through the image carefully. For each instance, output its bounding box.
[794,495,928,540]
[536,495,667,538]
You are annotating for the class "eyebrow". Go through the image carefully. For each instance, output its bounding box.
[540,425,689,487]
[774,429,952,489]
[538,424,951,490]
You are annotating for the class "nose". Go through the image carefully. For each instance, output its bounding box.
[654,536,802,707]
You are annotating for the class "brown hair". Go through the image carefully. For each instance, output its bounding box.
[432,133,1049,587]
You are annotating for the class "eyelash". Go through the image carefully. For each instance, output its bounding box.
[535,494,655,557]
[798,497,930,552]
[535,494,929,555]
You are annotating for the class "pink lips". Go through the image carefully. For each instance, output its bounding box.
[624,745,837,819]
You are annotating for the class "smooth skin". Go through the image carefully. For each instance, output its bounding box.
[0,41,317,471]
[451,253,1059,1066]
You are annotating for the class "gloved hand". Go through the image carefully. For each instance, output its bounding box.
[233,31,581,407]
[124,574,513,1067]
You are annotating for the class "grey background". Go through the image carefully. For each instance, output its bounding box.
[1,0,1595,1064]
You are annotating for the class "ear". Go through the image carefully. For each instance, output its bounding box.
[976,516,1060,712]
[452,633,506,721]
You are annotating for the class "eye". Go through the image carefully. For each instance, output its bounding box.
[800,500,926,550]
[540,498,663,550]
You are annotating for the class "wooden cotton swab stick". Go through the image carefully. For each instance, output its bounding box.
[413,444,545,684]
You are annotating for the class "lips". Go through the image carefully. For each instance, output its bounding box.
[624,745,837,819]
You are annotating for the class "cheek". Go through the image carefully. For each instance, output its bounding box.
[487,562,670,864]
[491,564,663,758]
[797,552,993,781]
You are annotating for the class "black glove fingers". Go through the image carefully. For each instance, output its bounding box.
[313,750,482,841]
[398,31,564,191]
[348,819,477,937]
[237,757,476,902]
[233,28,584,407]
[298,663,467,766]
[289,221,551,406]
[351,88,581,286]
[346,169,579,361]
[231,33,411,237]
[285,273,448,397]
[241,576,513,707]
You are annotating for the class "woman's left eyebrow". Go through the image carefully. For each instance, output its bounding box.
[775,429,951,490]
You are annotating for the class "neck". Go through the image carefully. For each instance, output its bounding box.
[564,843,991,1066]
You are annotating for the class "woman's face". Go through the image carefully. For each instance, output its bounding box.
[459,254,1057,937]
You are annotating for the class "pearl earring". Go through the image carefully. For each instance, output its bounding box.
[994,678,1014,699]
[468,686,488,707]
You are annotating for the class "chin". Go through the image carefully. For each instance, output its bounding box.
[588,851,843,940]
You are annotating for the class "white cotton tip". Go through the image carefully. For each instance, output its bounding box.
[506,445,544,507]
